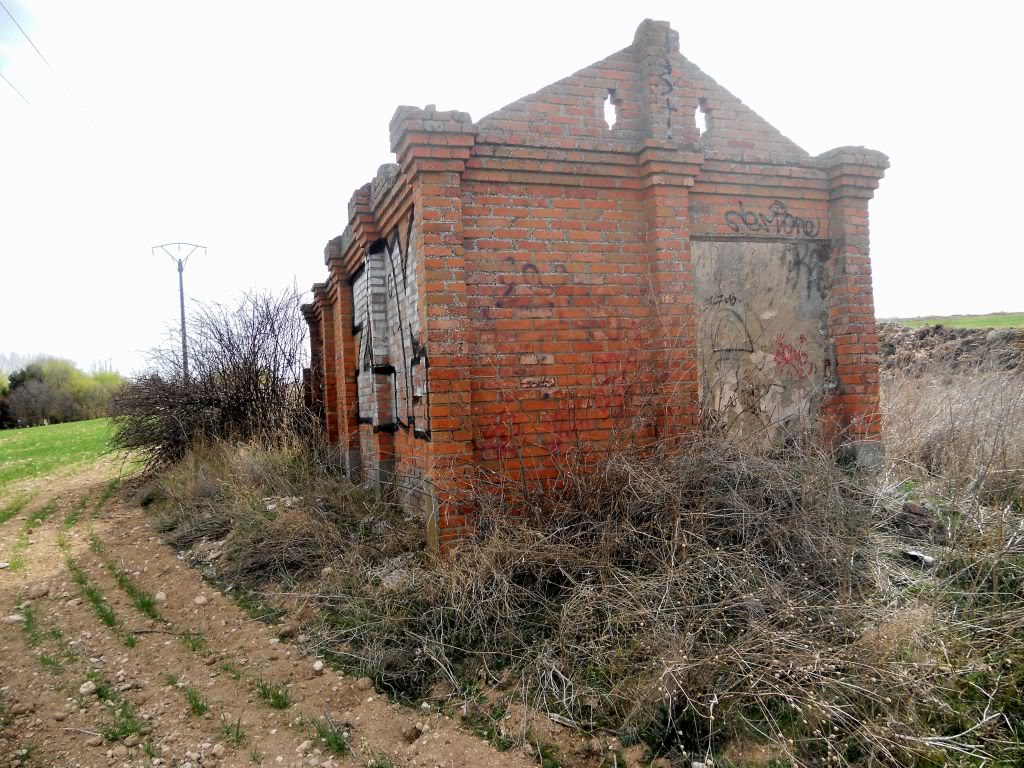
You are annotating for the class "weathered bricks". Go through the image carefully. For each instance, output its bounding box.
[301,19,889,545]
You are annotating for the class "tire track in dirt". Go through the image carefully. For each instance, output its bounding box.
[88,501,537,767]
[70,539,332,766]
[4,461,537,768]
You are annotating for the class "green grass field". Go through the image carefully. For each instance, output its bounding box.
[0,418,112,491]
[898,312,1024,330]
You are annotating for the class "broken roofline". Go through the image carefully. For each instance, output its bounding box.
[321,17,887,269]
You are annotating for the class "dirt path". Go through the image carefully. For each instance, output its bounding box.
[1,462,534,768]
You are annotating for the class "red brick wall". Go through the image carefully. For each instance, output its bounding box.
[303,19,889,545]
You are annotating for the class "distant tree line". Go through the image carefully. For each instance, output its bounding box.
[0,358,125,428]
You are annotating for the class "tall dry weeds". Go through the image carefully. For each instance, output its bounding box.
[144,364,1024,766]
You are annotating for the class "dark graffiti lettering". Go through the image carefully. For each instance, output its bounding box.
[724,200,820,239]
[702,292,739,309]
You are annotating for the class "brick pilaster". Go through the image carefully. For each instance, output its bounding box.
[326,240,361,476]
[390,105,476,548]
[302,300,325,424]
[312,281,338,446]
[818,146,889,464]
[634,19,698,144]
[638,141,703,434]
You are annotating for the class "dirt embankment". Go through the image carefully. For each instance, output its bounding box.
[877,322,1024,375]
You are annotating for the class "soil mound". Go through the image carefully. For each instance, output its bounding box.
[878,322,1024,375]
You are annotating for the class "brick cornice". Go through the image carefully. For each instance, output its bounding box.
[311,281,331,313]
[816,146,889,201]
[389,105,477,179]
[637,141,703,187]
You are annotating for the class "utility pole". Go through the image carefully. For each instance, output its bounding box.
[152,242,205,381]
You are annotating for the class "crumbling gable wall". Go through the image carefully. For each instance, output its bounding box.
[303,20,888,547]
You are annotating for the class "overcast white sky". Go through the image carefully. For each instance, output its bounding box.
[1,1,1022,374]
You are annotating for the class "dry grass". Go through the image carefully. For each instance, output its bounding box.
[145,367,1024,767]
[883,369,1024,509]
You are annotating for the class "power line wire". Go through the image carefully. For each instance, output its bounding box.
[0,0,91,119]
[0,0,55,70]
[0,69,29,104]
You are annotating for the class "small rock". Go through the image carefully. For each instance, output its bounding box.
[113,744,129,757]
[11,702,33,716]
[86,735,103,747]
[0,561,9,569]
[123,734,140,748]
[355,677,373,691]
[297,740,312,753]
[79,681,98,696]
[26,583,50,600]
[312,659,324,675]
[1,614,25,624]
[194,595,209,606]
[211,743,225,757]
[53,711,67,722]
[154,591,167,603]
[903,549,936,567]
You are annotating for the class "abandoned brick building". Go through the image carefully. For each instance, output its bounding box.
[302,19,888,547]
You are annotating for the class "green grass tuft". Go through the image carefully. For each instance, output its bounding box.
[254,677,290,709]
[25,499,58,530]
[66,558,136,646]
[63,493,89,529]
[180,630,208,655]
[183,685,209,716]
[19,605,44,647]
[220,662,242,681]
[312,715,350,755]
[92,538,161,621]
[95,477,121,510]
[0,494,32,525]
[102,700,142,742]
[38,653,64,674]
[221,711,247,747]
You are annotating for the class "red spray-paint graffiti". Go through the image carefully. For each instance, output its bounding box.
[772,333,816,380]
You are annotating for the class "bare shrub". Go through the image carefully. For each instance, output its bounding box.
[111,289,316,468]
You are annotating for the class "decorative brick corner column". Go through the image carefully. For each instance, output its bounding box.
[390,105,476,549]
[818,146,889,465]
[324,237,360,474]
[312,281,338,446]
[301,301,324,424]
[638,142,703,434]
